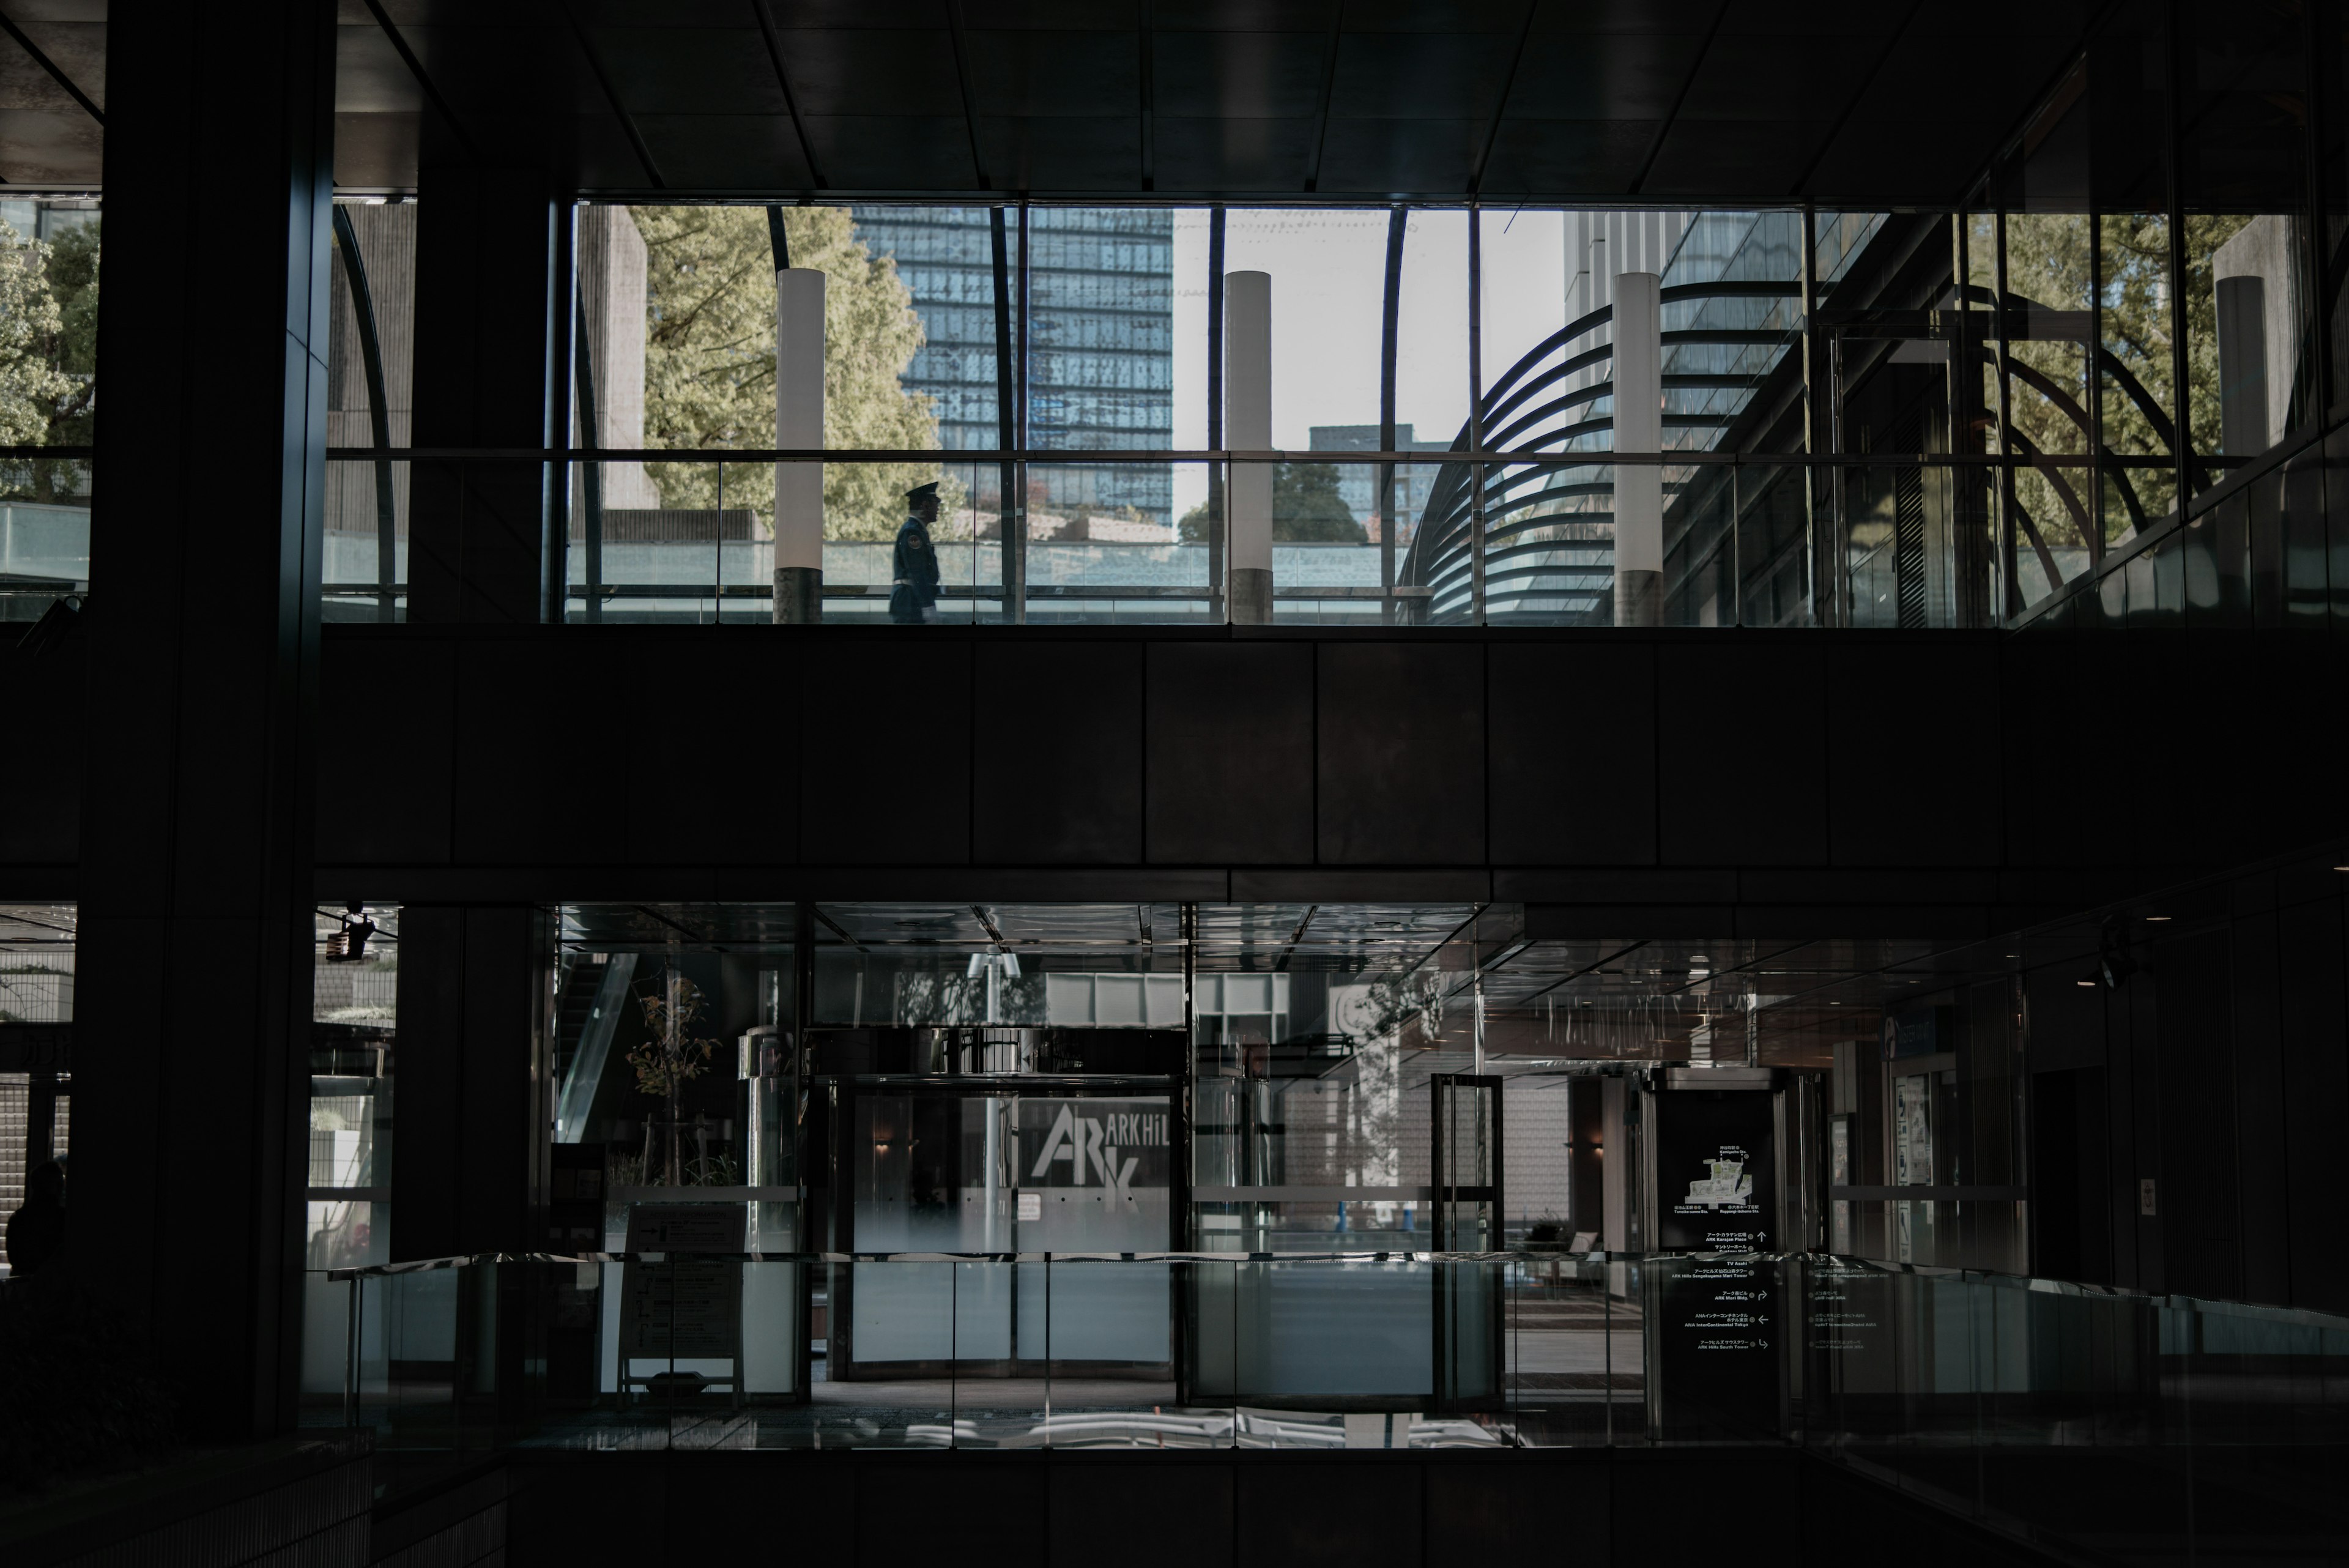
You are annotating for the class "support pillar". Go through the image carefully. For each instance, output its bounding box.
[1613,270,1663,626]
[1225,269,1273,625]
[390,907,552,1260]
[773,267,825,622]
[75,0,335,1438]
[407,146,567,624]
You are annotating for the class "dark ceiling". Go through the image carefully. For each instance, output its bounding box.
[0,2,2097,203]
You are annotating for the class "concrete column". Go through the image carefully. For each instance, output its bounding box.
[1613,270,1663,626]
[774,267,825,622]
[1225,270,1273,625]
[407,154,566,623]
[391,907,551,1260]
[77,0,335,1438]
[2215,275,2268,458]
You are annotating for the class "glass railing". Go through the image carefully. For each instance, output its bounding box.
[311,1247,2349,1559]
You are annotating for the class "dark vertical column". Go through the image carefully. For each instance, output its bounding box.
[1800,203,1831,626]
[1206,208,1225,622]
[407,138,567,624]
[1379,207,1405,625]
[990,207,1019,623]
[391,907,552,1260]
[2230,882,2293,1306]
[74,0,334,1439]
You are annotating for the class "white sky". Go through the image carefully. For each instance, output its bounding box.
[1168,209,1566,517]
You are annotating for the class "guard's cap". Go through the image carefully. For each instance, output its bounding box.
[905,480,941,503]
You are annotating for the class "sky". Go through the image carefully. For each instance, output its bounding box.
[1167,209,1568,518]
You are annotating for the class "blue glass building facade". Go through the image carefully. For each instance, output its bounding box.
[850,207,1174,525]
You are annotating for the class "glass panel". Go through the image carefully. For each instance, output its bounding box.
[2178,0,2314,488]
[846,205,1008,462]
[1021,207,1175,480]
[326,198,409,621]
[1025,459,1211,624]
[0,456,91,622]
[1735,464,1814,627]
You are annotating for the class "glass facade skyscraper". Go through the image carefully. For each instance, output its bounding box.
[850,207,1174,526]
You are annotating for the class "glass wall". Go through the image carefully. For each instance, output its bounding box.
[326,2,2349,631]
[0,902,73,1278]
[0,196,97,623]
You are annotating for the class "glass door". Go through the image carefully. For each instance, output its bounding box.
[1431,1073,1502,1410]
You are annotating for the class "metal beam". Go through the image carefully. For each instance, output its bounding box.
[0,10,100,125]
[362,0,479,163]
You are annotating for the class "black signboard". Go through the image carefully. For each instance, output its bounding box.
[1653,1090,1775,1253]
[1650,1254,1784,1440]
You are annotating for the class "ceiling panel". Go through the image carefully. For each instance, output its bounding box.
[963,29,1142,117]
[1150,31,1329,119]
[0,6,2101,206]
[582,26,791,116]
[634,113,817,190]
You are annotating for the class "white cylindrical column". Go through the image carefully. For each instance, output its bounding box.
[773,266,825,623]
[1224,269,1273,625]
[1612,270,1663,626]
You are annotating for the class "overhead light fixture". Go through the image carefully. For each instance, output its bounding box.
[2145,915,2171,923]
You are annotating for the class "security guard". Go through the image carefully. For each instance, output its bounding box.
[889,480,942,625]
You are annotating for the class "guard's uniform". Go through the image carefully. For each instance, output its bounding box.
[888,509,940,623]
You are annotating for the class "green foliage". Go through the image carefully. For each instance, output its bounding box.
[1272,461,1367,543]
[627,971,717,1101]
[42,222,98,445]
[1177,464,1369,544]
[633,206,958,541]
[1990,210,2250,552]
[0,223,72,450]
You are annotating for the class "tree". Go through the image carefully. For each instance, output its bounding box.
[1177,463,1368,544]
[0,222,73,497]
[634,205,956,541]
[1993,211,2249,559]
[1272,461,1367,542]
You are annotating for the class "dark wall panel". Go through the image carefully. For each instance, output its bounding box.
[1488,643,1655,865]
[1995,635,2079,871]
[0,642,81,871]
[617,639,800,867]
[450,639,610,867]
[1236,1462,1419,1568]
[1048,1459,1234,1568]
[1316,642,1484,865]
[1826,642,2000,866]
[2228,884,2293,1306]
[1656,642,1825,865]
[974,641,1143,863]
[317,636,453,867]
[2277,891,2349,1311]
[800,639,971,866]
[1146,642,1312,864]
[2153,929,2238,1300]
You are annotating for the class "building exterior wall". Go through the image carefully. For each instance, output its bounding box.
[852,206,1174,524]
